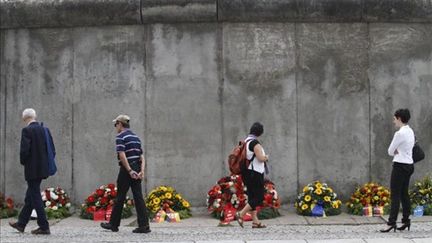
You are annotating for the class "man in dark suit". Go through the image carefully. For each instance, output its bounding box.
[9,108,53,235]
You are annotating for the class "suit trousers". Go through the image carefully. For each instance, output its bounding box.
[17,179,49,230]
[388,162,414,225]
[109,167,150,228]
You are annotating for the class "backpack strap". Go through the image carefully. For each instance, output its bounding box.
[245,139,257,169]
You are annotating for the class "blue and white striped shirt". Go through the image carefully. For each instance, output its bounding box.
[116,129,142,163]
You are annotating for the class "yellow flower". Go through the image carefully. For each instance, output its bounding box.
[324,196,331,202]
[314,189,323,195]
[153,198,161,205]
[315,183,323,189]
[301,204,308,210]
[175,194,182,200]
[327,188,333,193]
[182,201,190,208]
[304,195,312,202]
[165,193,172,199]
[159,186,167,191]
[303,186,309,193]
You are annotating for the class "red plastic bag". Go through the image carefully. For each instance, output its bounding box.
[93,210,106,221]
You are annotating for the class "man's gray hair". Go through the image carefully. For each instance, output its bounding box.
[22,108,37,120]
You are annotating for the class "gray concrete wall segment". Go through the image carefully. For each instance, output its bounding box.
[0,0,141,29]
[369,23,432,185]
[2,0,432,29]
[142,0,217,23]
[2,28,74,202]
[297,23,370,200]
[0,31,5,193]
[222,23,298,202]
[364,0,432,23]
[218,0,363,22]
[72,25,147,203]
[145,23,221,206]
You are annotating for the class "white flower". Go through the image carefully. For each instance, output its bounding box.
[60,190,65,194]
[95,201,100,206]
[45,201,51,207]
[42,194,47,201]
[228,182,234,187]
[106,188,111,192]
[49,188,55,192]
[66,203,71,208]
[52,206,58,210]
[50,191,58,200]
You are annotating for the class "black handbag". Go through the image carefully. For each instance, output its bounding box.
[413,142,425,163]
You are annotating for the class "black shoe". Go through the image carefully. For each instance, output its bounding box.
[31,228,50,235]
[100,222,119,232]
[9,222,24,233]
[132,226,151,234]
[397,220,411,231]
[380,224,397,233]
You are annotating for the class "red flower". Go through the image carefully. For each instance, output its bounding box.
[6,198,14,209]
[100,197,108,205]
[87,196,95,203]
[110,190,117,197]
[264,194,273,204]
[96,189,104,197]
[107,184,115,190]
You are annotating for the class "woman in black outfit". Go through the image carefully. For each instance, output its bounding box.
[236,122,269,229]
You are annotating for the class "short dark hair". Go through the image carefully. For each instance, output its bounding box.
[394,109,410,123]
[249,122,264,137]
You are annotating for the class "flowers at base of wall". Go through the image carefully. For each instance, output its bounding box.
[0,192,18,218]
[41,187,72,219]
[145,186,191,221]
[295,181,342,216]
[410,175,432,215]
[207,175,281,221]
[80,183,134,220]
[346,182,390,216]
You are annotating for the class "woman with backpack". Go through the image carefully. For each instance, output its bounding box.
[236,122,269,229]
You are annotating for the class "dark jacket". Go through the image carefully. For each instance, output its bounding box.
[20,122,55,180]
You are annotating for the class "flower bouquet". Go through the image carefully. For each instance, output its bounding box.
[207,175,281,220]
[295,181,342,216]
[346,182,390,216]
[41,187,72,219]
[145,186,191,221]
[0,192,18,218]
[80,183,134,220]
[410,175,432,215]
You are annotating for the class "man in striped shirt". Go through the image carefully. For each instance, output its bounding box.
[101,115,150,234]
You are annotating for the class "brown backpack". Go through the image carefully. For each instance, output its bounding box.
[228,139,255,175]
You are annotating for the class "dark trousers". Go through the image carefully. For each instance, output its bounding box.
[17,179,49,230]
[110,167,150,228]
[242,169,264,210]
[388,162,414,225]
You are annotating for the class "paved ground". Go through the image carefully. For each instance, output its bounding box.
[1,209,431,242]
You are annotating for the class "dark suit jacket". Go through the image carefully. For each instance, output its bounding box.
[20,121,55,180]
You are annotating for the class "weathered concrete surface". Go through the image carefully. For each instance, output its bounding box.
[142,0,216,23]
[297,23,370,200]
[369,23,432,185]
[364,0,432,22]
[2,0,432,29]
[218,0,363,22]
[222,23,297,202]
[145,24,222,204]
[72,25,147,202]
[1,21,432,206]
[0,31,5,193]
[1,28,74,200]
[0,0,141,29]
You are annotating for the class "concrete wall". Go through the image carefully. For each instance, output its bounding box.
[1,1,431,207]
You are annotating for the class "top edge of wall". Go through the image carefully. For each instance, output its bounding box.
[1,0,432,29]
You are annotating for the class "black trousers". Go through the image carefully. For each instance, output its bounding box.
[388,162,414,225]
[110,167,150,228]
[242,169,264,210]
[17,179,49,230]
